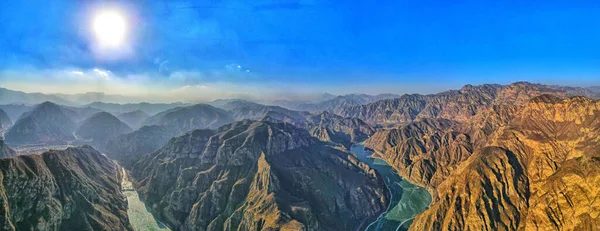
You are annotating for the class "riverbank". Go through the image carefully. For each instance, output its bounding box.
[120,167,171,231]
[351,143,431,231]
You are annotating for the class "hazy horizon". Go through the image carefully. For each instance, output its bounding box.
[1,0,599,103]
[2,80,599,105]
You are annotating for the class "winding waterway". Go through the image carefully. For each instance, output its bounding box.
[115,143,428,231]
[120,168,171,231]
[351,143,432,231]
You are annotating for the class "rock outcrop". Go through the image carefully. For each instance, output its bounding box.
[132,120,388,231]
[0,146,133,231]
[365,118,472,191]
[0,140,16,158]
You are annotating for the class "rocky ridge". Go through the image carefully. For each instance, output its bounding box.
[365,95,600,230]
[131,120,389,231]
[143,103,234,135]
[339,82,598,127]
[0,140,16,158]
[0,146,133,231]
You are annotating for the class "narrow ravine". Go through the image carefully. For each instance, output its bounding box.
[351,143,432,231]
[120,167,171,231]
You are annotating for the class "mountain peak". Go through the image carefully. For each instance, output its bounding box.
[76,111,132,146]
[37,101,60,109]
[5,101,76,145]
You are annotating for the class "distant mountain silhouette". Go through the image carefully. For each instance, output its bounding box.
[0,108,12,130]
[117,110,150,129]
[0,87,71,105]
[86,101,191,115]
[0,104,33,122]
[4,101,77,145]
[75,112,133,146]
[143,103,234,134]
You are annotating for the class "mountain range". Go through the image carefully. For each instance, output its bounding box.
[0,81,599,230]
[142,104,235,135]
[131,120,388,230]
[364,93,600,230]
[4,102,78,145]
[338,82,600,127]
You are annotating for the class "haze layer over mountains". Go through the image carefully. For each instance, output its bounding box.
[0,81,599,230]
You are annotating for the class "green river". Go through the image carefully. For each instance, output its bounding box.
[121,168,171,231]
[351,143,432,231]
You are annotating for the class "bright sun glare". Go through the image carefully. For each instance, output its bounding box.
[93,10,127,47]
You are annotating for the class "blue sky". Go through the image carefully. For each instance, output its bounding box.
[0,0,599,101]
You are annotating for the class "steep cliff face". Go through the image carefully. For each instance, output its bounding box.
[0,140,16,158]
[520,156,600,230]
[132,120,388,231]
[403,96,600,230]
[409,146,530,231]
[0,109,12,130]
[365,118,472,190]
[364,94,600,230]
[0,146,132,231]
[104,125,178,168]
[294,111,375,147]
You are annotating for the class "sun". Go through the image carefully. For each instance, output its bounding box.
[93,10,127,47]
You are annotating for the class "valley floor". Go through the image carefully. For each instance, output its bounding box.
[121,167,171,231]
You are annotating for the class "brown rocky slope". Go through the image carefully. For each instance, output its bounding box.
[0,146,133,231]
[366,95,600,230]
[339,82,596,127]
[131,120,389,231]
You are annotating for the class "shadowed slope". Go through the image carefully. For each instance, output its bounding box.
[0,146,133,231]
[132,120,389,231]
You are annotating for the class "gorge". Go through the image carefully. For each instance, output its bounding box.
[0,82,598,231]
